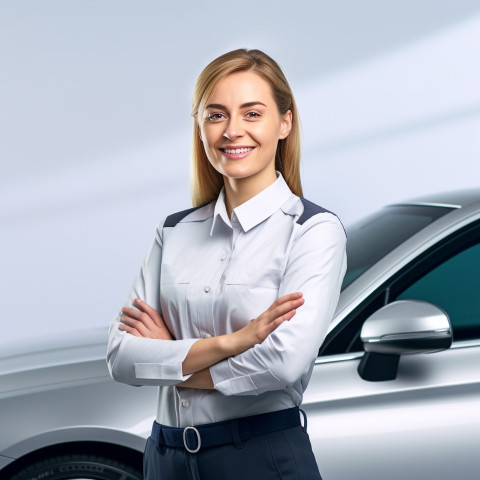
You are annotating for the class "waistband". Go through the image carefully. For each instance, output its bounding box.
[151,406,303,454]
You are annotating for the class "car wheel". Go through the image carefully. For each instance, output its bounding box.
[10,454,142,480]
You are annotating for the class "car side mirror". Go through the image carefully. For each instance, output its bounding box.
[357,299,452,381]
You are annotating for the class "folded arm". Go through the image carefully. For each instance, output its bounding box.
[115,292,305,388]
[106,218,303,388]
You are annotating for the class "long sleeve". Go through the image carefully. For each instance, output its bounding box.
[210,212,347,396]
[106,218,198,387]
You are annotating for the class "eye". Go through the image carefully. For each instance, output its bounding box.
[206,112,225,121]
[245,111,261,119]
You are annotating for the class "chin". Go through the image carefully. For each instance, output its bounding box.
[221,164,257,179]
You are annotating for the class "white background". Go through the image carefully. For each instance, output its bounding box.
[1,0,479,347]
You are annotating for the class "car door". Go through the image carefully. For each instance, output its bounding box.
[304,222,480,480]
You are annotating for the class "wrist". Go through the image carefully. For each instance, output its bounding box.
[219,333,240,357]
[223,328,253,357]
[180,368,214,389]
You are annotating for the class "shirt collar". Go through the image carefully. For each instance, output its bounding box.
[210,170,294,235]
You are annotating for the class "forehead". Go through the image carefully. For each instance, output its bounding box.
[207,71,275,106]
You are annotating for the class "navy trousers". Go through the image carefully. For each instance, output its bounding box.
[143,423,323,480]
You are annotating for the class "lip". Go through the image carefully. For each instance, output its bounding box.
[219,146,255,160]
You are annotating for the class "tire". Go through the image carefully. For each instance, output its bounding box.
[10,454,142,480]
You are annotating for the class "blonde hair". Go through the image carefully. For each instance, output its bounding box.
[190,48,303,206]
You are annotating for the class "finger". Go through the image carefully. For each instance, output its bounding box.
[119,314,137,327]
[121,306,143,320]
[121,307,156,331]
[274,292,303,306]
[268,293,303,314]
[276,309,296,326]
[120,311,173,340]
[118,323,142,337]
[255,296,302,328]
[134,298,156,314]
[134,298,164,328]
[127,301,164,330]
[266,310,296,335]
[270,297,304,321]
[119,315,150,336]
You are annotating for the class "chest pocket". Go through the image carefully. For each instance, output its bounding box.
[161,264,190,284]
[225,266,283,289]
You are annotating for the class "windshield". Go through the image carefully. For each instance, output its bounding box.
[341,204,454,290]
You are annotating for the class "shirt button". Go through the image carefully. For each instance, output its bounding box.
[182,400,190,408]
[204,286,210,293]
[220,254,226,261]
[204,333,212,338]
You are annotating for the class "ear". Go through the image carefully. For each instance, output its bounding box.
[279,110,292,140]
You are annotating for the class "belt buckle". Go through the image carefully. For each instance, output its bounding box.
[183,426,201,453]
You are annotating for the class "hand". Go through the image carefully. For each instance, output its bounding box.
[229,292,304,355]
[119,298,175,340]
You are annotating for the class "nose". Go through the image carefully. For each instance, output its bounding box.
[223,116,244,140]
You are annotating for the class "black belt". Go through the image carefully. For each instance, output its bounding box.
[151,406,303,453]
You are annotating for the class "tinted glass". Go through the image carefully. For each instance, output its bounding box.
[342,205,453,290]
[396,242,480,340]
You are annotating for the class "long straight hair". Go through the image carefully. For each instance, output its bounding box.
[190,49,303,207]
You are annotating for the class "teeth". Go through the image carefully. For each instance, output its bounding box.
[224,147,253,154]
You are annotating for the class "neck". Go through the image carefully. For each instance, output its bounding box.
[223,168,278,219]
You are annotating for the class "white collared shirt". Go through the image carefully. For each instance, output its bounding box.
[107,171,347,427]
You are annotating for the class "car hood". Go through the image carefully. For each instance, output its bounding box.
[0,328,110,398]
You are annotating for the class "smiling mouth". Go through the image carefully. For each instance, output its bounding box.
[220,147,255,154]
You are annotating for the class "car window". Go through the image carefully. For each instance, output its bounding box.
[342,205,453,290]
[396,241,480,341]
[321,220,480,357]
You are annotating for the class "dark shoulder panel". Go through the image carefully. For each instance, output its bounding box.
[164,203,208,228]
[297,197,346,235]
[297,197,333,225]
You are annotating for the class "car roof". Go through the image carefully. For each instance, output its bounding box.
[389,187,480,209]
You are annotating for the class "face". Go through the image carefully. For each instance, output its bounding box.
[198,71,292,184]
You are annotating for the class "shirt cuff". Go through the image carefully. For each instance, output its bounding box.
[210,358,281,396]
[134,362,193,384]
[129,337,198,386]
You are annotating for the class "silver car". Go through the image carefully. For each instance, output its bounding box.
[1,188,479,480]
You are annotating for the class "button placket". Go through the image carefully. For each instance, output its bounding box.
[178,389,193,425]
[231,219,242,248]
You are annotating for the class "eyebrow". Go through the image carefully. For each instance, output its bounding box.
[205,101,267,110]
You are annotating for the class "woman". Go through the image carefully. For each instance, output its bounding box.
[107,48,347,480]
